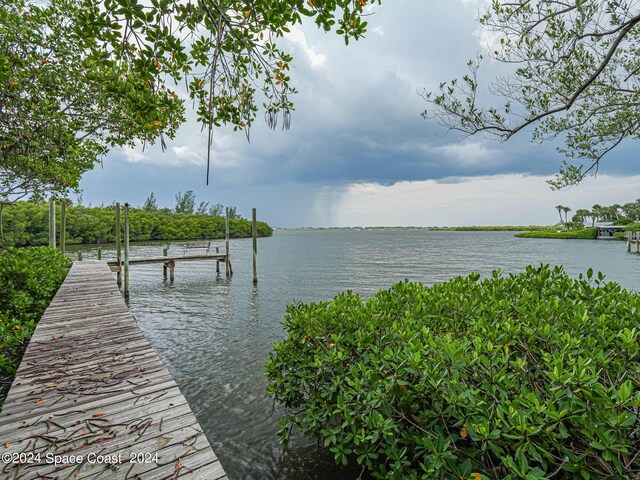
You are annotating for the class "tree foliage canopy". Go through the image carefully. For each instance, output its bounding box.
[1,0,380,199]
[0,0,185,200]
[422,1,640,189]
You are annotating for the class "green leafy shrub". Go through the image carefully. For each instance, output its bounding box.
[514,227,597,239]
[613,232,627,240]
[266,265,640,479]
[0,247,71,407]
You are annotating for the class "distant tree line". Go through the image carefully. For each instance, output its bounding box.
[554,199,640,230]
[0,197,272,247]
[142,190,241,219]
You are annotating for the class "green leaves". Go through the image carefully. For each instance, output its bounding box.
[422,0,640,188]
[266,265,640,478]
[1,0,185,200]
[2,0,382,199]
[0,247,71,408]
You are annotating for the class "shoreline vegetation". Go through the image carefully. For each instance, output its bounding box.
[515,228,599,240]
[0,247,71,408]
[0,201,273,247]
[281,225,556,231]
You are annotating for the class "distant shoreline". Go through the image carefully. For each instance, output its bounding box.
[278,225,555,232]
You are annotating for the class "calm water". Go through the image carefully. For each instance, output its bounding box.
[68,230,639,479]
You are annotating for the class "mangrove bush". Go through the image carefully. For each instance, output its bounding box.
[0,247,71,407]
[266,265,640,479]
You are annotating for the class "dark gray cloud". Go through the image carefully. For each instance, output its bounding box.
[80,0,640,226]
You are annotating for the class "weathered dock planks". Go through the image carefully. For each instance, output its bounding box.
[0,262,227,480]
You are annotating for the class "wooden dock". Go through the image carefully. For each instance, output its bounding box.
[106,254,227,270]
[0,262,227,480]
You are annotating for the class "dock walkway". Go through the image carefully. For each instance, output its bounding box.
[0,262,227,479]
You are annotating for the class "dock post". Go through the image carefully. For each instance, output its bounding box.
[216,246,220,274]
[163,246,168,256]
[77,251,82,261]
[97,246,102,260]
[60,201,66,253]
[169,260,175,282]
[252,207,257,284]
[116,203,122,286]
[636,232,639,254]
[48,199,56,249]
[225,207,231,276]
[124,203,130,298]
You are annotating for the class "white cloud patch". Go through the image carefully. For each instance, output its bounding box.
[371,25,385,36]
[325,174,640,227]
[121,142,147,163]
[171,145,205,166]
[434,142,502,166]
[285,27,326,69]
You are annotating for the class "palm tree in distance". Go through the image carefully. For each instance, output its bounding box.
[555,205,564,224]
[591,204,603,225]
[575,209,590,227]
[563,206,571,224]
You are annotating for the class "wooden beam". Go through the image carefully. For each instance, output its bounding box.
[116,203,122,287]
[124,203,130,297]
[48,198,56,248]
[252,207,257,284]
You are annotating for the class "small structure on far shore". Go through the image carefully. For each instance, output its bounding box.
[596,226,625,239]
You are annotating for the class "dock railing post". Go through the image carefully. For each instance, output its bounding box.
[225,207,231,276]
[124,203,130,298]
[60,200,66,253]
[48,198,56,249]
[252,207,257,284]
[116,203,122,286]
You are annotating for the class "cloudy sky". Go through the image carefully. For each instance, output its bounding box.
[80,0,640,227]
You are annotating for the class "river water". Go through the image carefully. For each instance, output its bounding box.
[67,230,639,479]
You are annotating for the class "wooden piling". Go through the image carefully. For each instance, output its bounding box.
[216,246,220,273]
[636,232,639,254]
[252,207,257,284]
[97,246,102,260]
[225,207,231,276]
[48,199,56,249]
[163,246,168,256]
[77,251,82,261]
[116,203,122,286]
[124,203,130,297]
[60,201,66,253]
[169,260,175,282]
